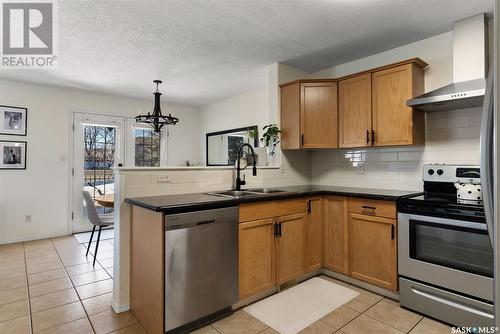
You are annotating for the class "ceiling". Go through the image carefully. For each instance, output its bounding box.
[0,0,493,106]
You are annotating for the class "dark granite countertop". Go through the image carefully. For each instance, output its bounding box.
[124,185,422,215]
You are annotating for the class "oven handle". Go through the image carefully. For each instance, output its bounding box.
[411,287,493,319]
[399,213,487,231]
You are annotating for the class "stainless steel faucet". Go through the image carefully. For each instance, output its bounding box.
[235,143,257,191]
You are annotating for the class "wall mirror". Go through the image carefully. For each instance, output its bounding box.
[206,126,259,166]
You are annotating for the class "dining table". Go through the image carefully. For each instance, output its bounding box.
[94,193,115,208]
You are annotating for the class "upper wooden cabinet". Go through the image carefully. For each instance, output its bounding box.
[339,73,372,148]
[372,63,425,147]
[281,58,427,150]
[280,81,338,149]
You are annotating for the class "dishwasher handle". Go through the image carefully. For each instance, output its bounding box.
[167,219,217,231]
[165,207,239,231]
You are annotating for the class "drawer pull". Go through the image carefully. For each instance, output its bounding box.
[361,205,376,210]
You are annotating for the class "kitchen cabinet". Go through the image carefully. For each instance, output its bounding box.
[348,199,397,291]
[339,73,372,148]
[372,63,425,146]
[280,80,338,149]
[238,199,308,299]
[305,197,323,272]
[238,218,276,300]
[276,213,306,284]
[323,196,348,274]
[282,58,427,150]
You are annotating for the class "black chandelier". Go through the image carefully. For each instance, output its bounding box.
[135,80,179,133]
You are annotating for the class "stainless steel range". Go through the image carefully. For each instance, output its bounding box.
[398,164,494,327]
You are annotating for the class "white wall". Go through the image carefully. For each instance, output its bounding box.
[312,31,453,93]
[198,88,269,163]
[309,31,482,190]
[0,79,199,244]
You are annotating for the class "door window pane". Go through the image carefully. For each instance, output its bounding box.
[135,128,161,167]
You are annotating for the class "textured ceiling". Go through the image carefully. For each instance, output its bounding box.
[0,0,493,106]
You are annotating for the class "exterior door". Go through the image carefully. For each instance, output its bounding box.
[276,213,306,285]
[348,212,397,291]
[339,74,372,148]
[72,113,125,232]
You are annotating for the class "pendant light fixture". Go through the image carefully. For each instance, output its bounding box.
[135,80,179,132]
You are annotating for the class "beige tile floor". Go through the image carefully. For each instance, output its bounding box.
[197,276,453,334]
[0,235,145,334]
[0,234,453,334]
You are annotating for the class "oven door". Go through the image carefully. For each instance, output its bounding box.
[398,213,493,301]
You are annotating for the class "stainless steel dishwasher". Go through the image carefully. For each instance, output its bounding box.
[165,206,238,333]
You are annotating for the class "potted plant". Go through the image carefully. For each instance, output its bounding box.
[260,124,281,165]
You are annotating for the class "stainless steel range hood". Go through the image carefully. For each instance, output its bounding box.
[407,78,485,112]
[407,14,488,112]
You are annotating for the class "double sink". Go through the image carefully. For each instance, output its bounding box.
[206,188,288,198]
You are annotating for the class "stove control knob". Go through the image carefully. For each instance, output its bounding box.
[428,169,435,175]
[437,169,444,176]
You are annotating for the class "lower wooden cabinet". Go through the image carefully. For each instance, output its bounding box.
[276,213,306,285]
[323,196,348,274]
[304,198,323,272]
[348,212,397,291]
[238,218,276,300]
[238,196,398,301]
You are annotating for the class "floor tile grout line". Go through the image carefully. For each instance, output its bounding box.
[360,297,423,334]
[51,238,97,334]
[22,241,34,334]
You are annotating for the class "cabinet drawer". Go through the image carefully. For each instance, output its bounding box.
[347,198,396,219]
[239,199,306,222]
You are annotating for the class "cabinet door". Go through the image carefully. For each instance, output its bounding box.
[239,218,276,300]
[305,198,323,272]
[276,213,306,285]
[300,82,338,148]
[348,213,397,291]
[339,74,372,148]
[372,64,422,146]
[280,83,301,150]
[323,196,348,274]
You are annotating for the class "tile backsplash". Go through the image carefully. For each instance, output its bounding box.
[311,107,482,191]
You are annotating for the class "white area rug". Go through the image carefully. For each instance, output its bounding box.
[244,277,359,334]
[74,229,114,244]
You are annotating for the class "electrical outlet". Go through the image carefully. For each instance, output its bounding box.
[158,174,170,183]
[25,214,32,223]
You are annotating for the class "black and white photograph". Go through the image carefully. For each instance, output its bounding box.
[0,141,26,169]
[0,105,27,136]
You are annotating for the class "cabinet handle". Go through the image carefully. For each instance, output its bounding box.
[391,224,395,240]
[361,205,376,210]
[278,222,282,237]
[307,200,311,214]
[301,134,304,146]
[274,222,278,238]
[371,130,375,145]
[366,130,370,144]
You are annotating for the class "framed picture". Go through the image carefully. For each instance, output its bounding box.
[0,105,27,136]
[0,141,26,170]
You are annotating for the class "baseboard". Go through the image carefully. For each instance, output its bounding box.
[111,299,130,313]
[0,232,71,245]
[321,268,400,301]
